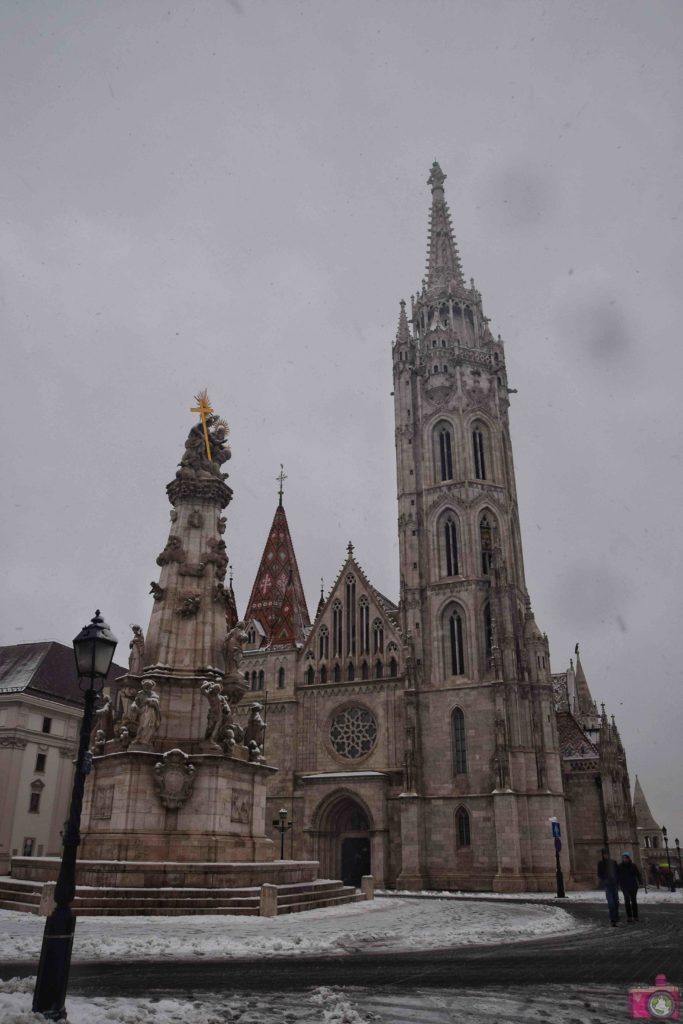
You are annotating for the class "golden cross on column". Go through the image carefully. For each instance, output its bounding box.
[277,464,287,506]
[191,389,213,463]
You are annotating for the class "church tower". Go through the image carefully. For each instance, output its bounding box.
[393,163,568,890]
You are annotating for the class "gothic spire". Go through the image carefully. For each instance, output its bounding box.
[574,643,596,717]
[633,776,661,832]
[426,160,465,292]
[395,299,412,346]
[245,501,311,645]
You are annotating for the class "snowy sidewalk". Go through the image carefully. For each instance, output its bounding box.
[378,887,681,904]
[0,896,581,963]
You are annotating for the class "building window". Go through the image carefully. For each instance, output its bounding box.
[449,611,465,676]
[329,706,378,760]
[361,661,369,681]
[452,708,467,773]
[373,619,384,655]
[251,671,258,690]
[277,667,285,689]
[247,627,256,644]
[320,665,327,685]
[359,597,370,654]
[645,836,652,848]
[333,601,343,658]
[472,425,487,480]
[29,792,41,814]
[306,666,315,686]
[652,836,659,849]
[319,625,329,661]
[375,659,383,679]
[345,575,356,656]
[456,806,471,848]
[389,657,398,677]
[480,514,494,575]
[484,604,493,664]
[444,515,459,576]
[42,717,52,735]
[347,662,355,682]
[333,663,341,683]
[438,426,454,481]
[258,670,265,691]
[35,753,47,773]
[22,838,35,857]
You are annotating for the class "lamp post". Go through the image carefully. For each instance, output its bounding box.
[549,817,566,899]
[33,611,117,1021]
[272,807,293,860]
[662,827,675,893]
[675,839,682,890]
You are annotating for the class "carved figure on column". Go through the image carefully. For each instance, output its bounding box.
[177,593,201,618]
[128,625,145,675]
[201,680,225,750]
[92,730,106,756]
[244,702,266,753]
[131,679,162,749]
[90,694,115,743]
[149,581,165,602]
[157,535,185,566]
[224,620,248,679]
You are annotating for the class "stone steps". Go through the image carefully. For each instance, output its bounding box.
[0,875,362,917]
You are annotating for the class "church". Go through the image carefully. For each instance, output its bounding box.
[235,162,639,891]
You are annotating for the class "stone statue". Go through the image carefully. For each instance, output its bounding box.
[188,508,204,528]
[224,620,247,678]
[149,581,165,602]
[90,694,115,742]
[128,625,145,675]
[200,680,225,750]
[92,730,106,756]
[248,740,264,763]
[244,702,266,753]
[119,726,131,750]
[157,535,185,566]
[131,679,161,748]
[217,515,227,535]
[177,593,201,618]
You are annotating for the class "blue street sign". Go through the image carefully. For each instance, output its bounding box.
[551,821,561,839]
[554,837,562,853]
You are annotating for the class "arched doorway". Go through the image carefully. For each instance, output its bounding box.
[313,792,373,887]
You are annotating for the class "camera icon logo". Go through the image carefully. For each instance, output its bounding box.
[629,974,679,1019]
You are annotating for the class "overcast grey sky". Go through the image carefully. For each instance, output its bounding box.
[1,1,681,842]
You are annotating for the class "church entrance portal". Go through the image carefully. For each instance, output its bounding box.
[314,793,372,887]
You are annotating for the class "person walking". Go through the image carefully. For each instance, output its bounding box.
[617,852,642,923]
[597,848,621,926]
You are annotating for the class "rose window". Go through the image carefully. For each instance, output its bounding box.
[330,706,378,759]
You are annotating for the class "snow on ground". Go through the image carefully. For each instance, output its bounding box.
[0,978,639,1024]
[378,887,681,904]
[0,897,581,963]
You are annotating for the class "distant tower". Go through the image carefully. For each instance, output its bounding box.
[392,162,567,890]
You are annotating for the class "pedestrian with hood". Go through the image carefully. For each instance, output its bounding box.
[616,852,642,922]
[597,848,620,926]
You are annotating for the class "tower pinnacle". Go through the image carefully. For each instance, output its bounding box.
[426,160,465,292]
[395,300,412,347]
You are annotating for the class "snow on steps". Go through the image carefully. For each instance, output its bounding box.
[0,876,363,917]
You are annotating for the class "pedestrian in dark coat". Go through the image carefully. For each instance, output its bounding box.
[597,848,620,926]
[616,852,642,922]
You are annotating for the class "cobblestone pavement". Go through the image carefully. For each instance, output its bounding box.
[1,899,681,1023]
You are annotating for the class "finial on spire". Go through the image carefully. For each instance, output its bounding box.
[347,540,354,558]
[229,564,234,588]
[191,388,214,463]
[428,160,446,192]
[320,577,324,599]
[575,642,580,657]
[425,161,464,291]
[276,464,287,506]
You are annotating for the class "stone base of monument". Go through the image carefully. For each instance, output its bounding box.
[1,866,363,916]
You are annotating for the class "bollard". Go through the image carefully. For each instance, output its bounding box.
[360,875,375,901]
[259,883,278,917]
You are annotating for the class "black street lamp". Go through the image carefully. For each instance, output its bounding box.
[676,839,682,890]
[272,807,293,860]
[662,827,676,893]
[33,611,118,1021]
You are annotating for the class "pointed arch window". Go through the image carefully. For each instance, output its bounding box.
[332,601,343,658]
[333,662,341,683]
[347,662,355,681]
[277,667,285,689]
[444,515,459,576]
[359,596,370,654]
[247,627,256,645]
[319,625,329,661]
[306,666,315,686]
[438,426,454,482]
[258,670,265,691]
[456,806,471,848]
[483,603,493,666]
[389,657,398,678]
[320,665,327,685]
[251,671,258,690]
[448,611,465,676]
[361,660,369,681]
[373,619,384,655]
[375,659,383,679]
[452,708,467,774]
[480,514,494,575]
[345,575,356,656]
[472,423,487,480]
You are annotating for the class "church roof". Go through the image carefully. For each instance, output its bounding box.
[0,641,126,707]
[244,502,311,646]
[425,160,466,295]
[633,776,661,832]
[556,710,599,761]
